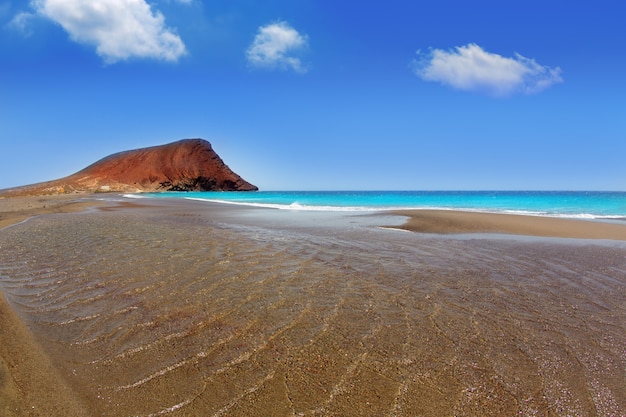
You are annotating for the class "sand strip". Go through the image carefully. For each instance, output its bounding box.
[0,194,104,230]
[391,209,626,240]
[0,194,101,416]
[0,292,90,416]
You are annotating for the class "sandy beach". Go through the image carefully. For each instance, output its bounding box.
[1,195,625,416]
[391,209,626,240]
[0,194,104,230]
[0,195,101,416]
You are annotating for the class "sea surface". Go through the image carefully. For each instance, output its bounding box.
[137,191,626,219]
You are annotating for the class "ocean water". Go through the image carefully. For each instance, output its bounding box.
[137,191,626,219]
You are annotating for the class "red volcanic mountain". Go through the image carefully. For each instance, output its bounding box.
[2,139,258,195]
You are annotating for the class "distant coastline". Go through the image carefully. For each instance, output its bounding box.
[134,190,626,220]
[2,192,626,241]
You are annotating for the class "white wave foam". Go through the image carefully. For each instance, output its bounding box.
[184,197,378,212]
[127,194,624,220]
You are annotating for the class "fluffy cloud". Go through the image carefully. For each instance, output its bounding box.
[246,21,309,73]
[32,0,186,63]
[413,43,563,96]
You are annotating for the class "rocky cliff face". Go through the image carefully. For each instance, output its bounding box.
[1,139,258,195]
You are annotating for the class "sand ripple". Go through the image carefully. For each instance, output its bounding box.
[0,208,625,416]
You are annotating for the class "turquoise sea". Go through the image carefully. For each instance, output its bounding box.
[135,191,626,220]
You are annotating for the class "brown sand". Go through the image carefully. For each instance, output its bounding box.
[392,209,626,240]
[0,293,90,416]
[0,194,101,416]
[0,195,625,416]
[0,194,103,230]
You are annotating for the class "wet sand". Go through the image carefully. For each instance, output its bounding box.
[0,195,625,416]
[0,194,103,230]
[391,209,626,240]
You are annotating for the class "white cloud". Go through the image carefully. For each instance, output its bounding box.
[246,21,309,73]
[7,11,36,35]
[31,0,186,63]
[413,43,563,96]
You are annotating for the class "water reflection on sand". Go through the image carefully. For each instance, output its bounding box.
[0,201,624,416]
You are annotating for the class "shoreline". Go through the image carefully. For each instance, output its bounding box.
[117,195,626,241]
[0,194,102,415]
[390,209,626,240]
[0,292,90,416]
[2,193,626,240]
[1,194,625,415]
[0,194,105,230]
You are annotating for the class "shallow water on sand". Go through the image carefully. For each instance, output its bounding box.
[0,204,625,416]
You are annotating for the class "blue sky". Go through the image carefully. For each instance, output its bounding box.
[1,0,625,190]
